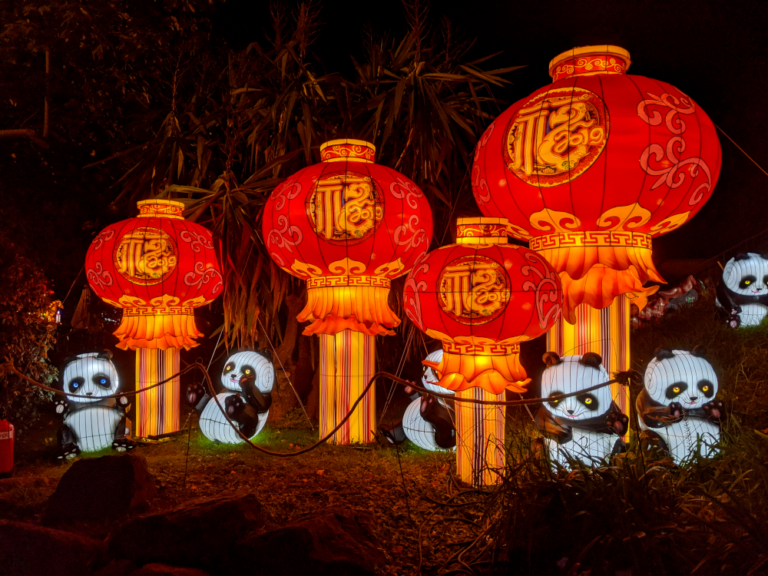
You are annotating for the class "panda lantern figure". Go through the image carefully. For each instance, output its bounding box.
[187,350,275,444]
[379,349,456,452]
[716,253,768,328]
[55,351,135,460]
[637,347,725,464]
[535,352,629,468]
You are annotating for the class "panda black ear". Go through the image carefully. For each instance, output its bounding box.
[259,349,273,361]
[692,346,707,358]
[580,352,602,369]
[542,352,561,367]
[654,348,675,361]
[734,253,750,262]
[97,349,113,361]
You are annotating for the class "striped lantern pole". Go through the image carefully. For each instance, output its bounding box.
[262,139,433,445]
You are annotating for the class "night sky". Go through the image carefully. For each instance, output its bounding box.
[216,0,768,270]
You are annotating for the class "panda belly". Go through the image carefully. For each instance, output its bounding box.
[547,429,614,467]
[199,392,268,444]
[740,304,768,327]
[401,398,454,452]
[658,418,720,464]
[65,406,123,452]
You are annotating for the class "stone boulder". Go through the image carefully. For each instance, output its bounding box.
[46,454,156,525]
[105,493,267,573]
[0,519,102,576]
[233,509,385,576]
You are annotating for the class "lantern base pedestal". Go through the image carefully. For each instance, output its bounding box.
[546,295,631,419]
[455,388,505,487]
[135,348,181,439]
[319,331,376,445]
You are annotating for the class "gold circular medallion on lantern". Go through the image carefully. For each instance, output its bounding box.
[438,255,510,325]
[503,87,609,187]
[113,227,178,286]
[306,171,383,245]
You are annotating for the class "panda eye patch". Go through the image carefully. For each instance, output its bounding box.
[578,394,599,411]
[739,275,757,289]
[68,377,85,393]
[224,363,235,374]
[548,391,564,408]
[93,374,111,388]
[763,275,768,287]
[666,382,688,399]
[698,380,715,398]
[241,365,255,377]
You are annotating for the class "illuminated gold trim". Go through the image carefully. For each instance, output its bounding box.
[530,231,652,251]
[456,237,506,245]
[320,139,376,152]
[306,275,391,289]
[136,199,186,220]
[549,45,631,73]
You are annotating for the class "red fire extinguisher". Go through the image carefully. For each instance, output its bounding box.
[0,408,14,478]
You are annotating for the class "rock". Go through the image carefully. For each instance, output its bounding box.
[45,454,156,525]
[234,509,385,576]
[106,493,267,572]
[131,564,210,576]
[0,519,102,576]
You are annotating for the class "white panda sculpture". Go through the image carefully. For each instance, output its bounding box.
[637,348,725,464]
[187,350,275,444]
[535,352,628,468]
[54,351,134,459]
[380,350,456,451]
[716,253,768,328]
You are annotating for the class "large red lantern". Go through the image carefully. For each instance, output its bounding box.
[263,139,433,444]
[472,45,721,415]
[86,199,222,438]
[403,217,562,485]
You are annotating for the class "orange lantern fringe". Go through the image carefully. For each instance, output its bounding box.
[298,284,400,337]
[111,295,206,351]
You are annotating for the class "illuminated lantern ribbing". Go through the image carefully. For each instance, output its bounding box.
[403,217,562,485]
[472,46,721,415]
[262,139,433,444]
[85,199,223,438]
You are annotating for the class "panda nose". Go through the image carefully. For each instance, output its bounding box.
[689,396,698,402]
[86,392,93,396]
[567,409,574,415]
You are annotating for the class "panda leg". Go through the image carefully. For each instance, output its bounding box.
[420,396,456,449]
[378,422,407,445]
[225,394,259,439]
[640,429,670,456]
[56,424,80,461]
[186,382,211,414]
[112,414,136,452]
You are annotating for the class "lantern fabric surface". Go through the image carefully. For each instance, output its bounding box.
[403,217,563,485]
[86,199,223,438]
[471,45,721,321]
[263,139,433,445]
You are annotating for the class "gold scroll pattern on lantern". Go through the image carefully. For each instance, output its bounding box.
[307,173,383,244]
[113,227,178,286]
[504,87,609,187]
[438,256,510,325]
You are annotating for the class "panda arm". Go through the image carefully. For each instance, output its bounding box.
[636,390,676,428]
[716,281,741,314]
[534,406,572,444]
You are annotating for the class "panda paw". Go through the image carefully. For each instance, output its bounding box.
[117,395,130,408]
[727,311,741,329]
[112,438,136,452]
[668,402,685,421]
[703,400,725,422]
[605,411,629,436]
[225,394,246,419]
[186,382,206,406]
[56,443,80,461]
[54,399,69,415]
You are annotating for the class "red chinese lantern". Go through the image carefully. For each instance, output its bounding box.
[403,217,562,485]
[263,139,433,444]
[472,46,721,415]
[85,199,222,438]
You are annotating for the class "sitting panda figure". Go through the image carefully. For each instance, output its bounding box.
[379,350,456,451]
[716,253,768,328]
[637,347,725,464]
[535,352,628,468]
[54,351,134,460]
[187,350,275,444]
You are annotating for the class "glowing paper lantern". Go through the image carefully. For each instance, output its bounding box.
[189,350,275,444]
[716,253,768,328]
[536,352,628,468]
[54,351,134,458]
[636,348,723,463]
[403,217,562,485]
[85,199,223,438]
[263,139,433,444]
[472,45,721,415]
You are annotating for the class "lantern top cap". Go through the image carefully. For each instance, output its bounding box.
[136,199,186,220]
[549,45,631,82]
[456,217,509,245]
[320,139,376,163]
